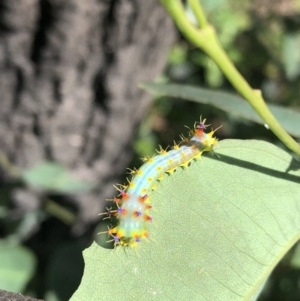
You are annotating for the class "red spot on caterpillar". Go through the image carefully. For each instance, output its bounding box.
[120,190,128,198]
[139,195,148,203]
[113,197,121,204]
[144,215,153,222]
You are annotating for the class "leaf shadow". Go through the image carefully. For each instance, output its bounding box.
[206,153,300,184]
[286,156,300,173]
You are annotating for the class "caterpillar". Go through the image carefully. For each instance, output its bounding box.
[99,119,218,248]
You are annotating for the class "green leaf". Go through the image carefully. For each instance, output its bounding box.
[71,140,300,301]
[141,83,300,138]
[21,162,93,194]
[282,32,300,80]
[0,243,36,293]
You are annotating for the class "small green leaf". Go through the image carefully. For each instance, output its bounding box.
[0,243,36,293]
[282,32,300,80]
[141,83,300,138]
[71,140,300,301]
[21,161,93,194]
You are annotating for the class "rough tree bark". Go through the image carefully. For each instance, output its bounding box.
[0,0,175,224]
[0,1,175,299]
[0,289,43,301]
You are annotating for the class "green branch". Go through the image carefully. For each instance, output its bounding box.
[188,0,208,28]
[161,0,300,156]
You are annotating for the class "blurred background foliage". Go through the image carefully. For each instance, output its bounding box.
[1,0,300,300]
[135,0,300,162]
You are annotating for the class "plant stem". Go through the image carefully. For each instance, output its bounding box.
[161,0,300,156]
[188,0,208,28]
[45,199,77,225]
[0,150,21,178]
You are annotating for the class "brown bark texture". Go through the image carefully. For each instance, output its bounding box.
[0,0,175,235]
[0,289,43,301]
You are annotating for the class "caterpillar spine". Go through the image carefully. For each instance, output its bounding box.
[99,119,218,248]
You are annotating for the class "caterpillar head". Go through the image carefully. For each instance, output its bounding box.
[190,119,219,152]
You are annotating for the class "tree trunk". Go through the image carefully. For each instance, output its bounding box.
[0,0,175,235]
[0,289,43,301]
